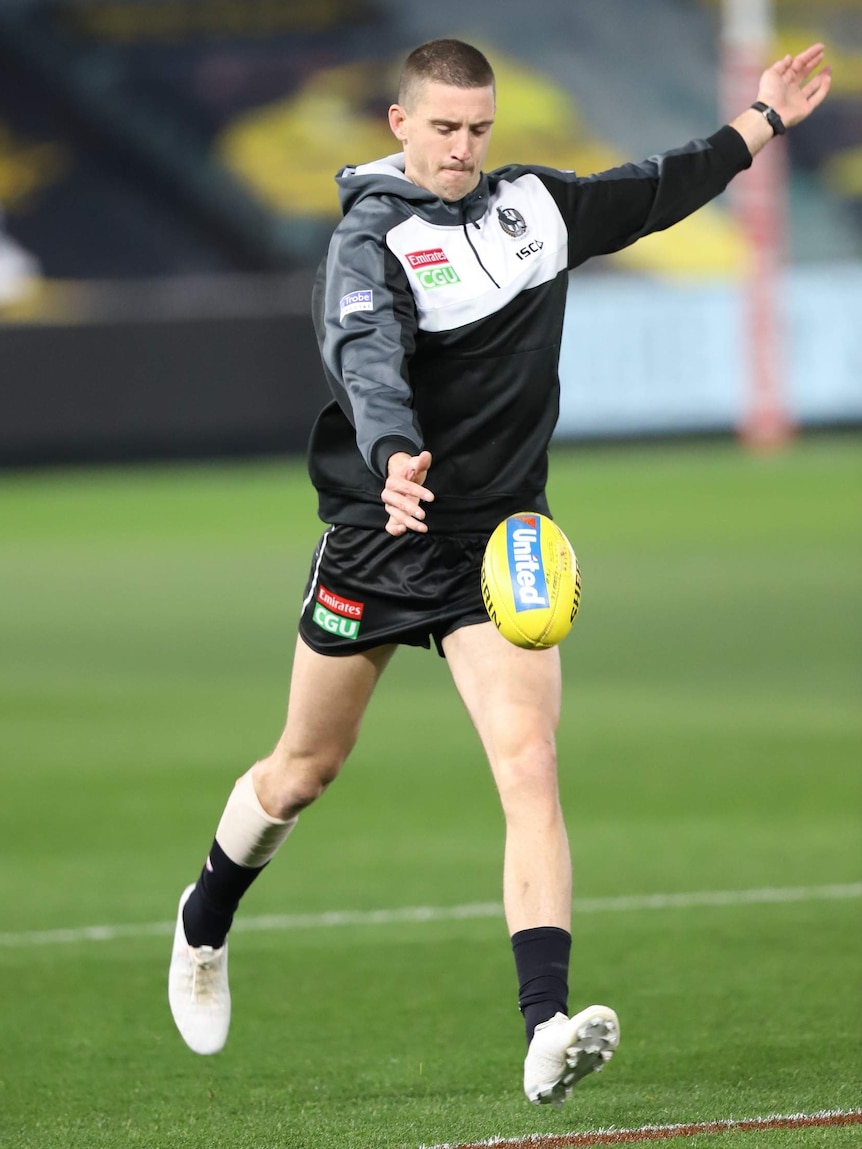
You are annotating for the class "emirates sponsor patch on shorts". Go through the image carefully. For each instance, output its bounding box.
[312,584,364,639]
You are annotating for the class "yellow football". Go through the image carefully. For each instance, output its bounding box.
[481,512,581,650]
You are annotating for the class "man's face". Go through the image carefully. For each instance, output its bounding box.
[388,81,495,202]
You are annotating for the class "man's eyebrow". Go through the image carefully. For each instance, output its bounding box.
[429,118,495,129]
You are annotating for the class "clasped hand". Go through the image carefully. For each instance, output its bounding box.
[382,450,434,536]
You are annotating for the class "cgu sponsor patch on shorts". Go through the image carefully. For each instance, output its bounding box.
[405,248,461,290]
[312,584,365,640]
[339,289,373,322]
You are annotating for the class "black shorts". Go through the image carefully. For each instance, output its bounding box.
[298,525,491,657]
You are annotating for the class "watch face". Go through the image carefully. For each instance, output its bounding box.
[766,108,786,135]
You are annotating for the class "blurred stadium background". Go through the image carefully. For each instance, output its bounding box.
[1,5,861,1147]
[0,0,860,465]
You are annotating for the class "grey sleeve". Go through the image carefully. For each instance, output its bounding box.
[318,206,424,477]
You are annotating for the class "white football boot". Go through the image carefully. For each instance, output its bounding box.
[524,1005,619,1107]
[168,884,231,1055]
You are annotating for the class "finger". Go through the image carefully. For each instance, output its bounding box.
[402,483,435,502]
[804,68,832,108]
[796,42,825,63]
[385,478,435,502]
[405,455,433,489]
[790,47,825,81]
[382,481,431,508]
[802,70,825,96]
[800,64,831,96]
[385,511,427,535]
[794,49,825,80]
[381,485,428,520]
[381,490,426,519]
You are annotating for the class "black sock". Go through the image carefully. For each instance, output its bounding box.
[182,838,267,948]
[512,925,571,1045]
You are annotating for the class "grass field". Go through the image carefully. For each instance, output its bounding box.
[0,435,859,1149]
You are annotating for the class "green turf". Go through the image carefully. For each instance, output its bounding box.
[0,436,860,1149]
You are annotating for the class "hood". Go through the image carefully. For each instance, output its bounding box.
[335,152,491,225]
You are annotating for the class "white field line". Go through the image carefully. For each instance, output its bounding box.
[418,1109,862,1149]
[1,882,859,950]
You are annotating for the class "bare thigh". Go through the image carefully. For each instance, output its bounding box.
[443,621,562,788]
[253,635,397,818]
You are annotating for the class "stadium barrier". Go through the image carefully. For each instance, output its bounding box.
[0,305,327,467]
[2,266,860,468]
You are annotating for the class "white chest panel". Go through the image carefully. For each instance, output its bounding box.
[385,174,568,333]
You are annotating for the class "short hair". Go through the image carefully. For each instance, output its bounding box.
[397,39,495,110]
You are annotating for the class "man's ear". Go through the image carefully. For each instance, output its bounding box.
[388,104,408,142]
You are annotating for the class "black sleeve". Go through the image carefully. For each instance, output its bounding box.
[533,125,752,269]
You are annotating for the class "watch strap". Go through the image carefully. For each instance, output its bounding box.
[751,101,786,136]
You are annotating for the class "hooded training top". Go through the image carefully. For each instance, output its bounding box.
[309,125,752,534]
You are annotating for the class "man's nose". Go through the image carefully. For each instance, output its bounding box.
[450,131,472,160]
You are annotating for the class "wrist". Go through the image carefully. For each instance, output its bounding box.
[386,451,412,477]
[729,107,776,158]
[372,435,422,478]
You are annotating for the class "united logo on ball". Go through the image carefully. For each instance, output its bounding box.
[481,512,581,650]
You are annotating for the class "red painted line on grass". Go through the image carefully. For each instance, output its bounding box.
[425,1109,862,1149]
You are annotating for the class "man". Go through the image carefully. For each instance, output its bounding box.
[169,39,830,1106]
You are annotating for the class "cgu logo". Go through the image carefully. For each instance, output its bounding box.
[417,265,461,289]
[312,603,361,639]
[515,239,544,262]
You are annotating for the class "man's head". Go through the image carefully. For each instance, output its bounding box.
[388,39,496,202]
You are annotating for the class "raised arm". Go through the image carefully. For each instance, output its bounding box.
[536,42,831,270]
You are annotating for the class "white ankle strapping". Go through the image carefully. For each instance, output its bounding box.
[215,770,297,868]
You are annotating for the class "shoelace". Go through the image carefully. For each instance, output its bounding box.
[189,946,225,1004]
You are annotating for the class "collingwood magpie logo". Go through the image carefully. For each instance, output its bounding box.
[497,206,528,238]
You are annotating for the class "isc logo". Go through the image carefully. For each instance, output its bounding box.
[515,240,544,261]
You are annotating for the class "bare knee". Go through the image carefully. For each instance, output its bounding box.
[492,739,561,820]
[252,743,348,820]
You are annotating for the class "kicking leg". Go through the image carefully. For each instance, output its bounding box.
[168,636,395,1054]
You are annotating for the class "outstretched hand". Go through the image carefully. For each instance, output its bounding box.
[382,450,434,536]
[757,43,831,128]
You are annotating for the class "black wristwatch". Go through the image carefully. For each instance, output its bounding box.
[751,101,786,136]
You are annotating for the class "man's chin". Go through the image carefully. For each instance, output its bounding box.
[437,172,476,201]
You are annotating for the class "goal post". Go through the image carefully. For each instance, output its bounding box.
[721,0,794,449]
